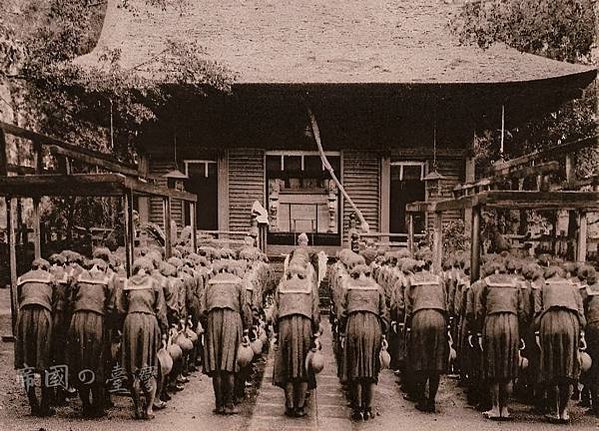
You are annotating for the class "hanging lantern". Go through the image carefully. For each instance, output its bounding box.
[423,168,447,197]
[164,169,188,191]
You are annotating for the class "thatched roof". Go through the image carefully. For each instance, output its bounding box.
[75,0,595,85]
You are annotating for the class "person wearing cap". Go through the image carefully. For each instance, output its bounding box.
[475,259,526,420]
[116,257,167,419]
[15,258,56,416]
[534,265,586,423]
[68,257,115,417]
[339,264,388,420]
[272,257,321,418]
[201,260,252,415]
[403,258,448,413]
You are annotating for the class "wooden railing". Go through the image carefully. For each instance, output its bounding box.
[359,231,426,250]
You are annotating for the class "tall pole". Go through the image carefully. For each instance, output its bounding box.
[163,197,172,258]
[433,211,443,274]
[470,205,481,283]
[577,210,588,263]
[7,197,18,334]
[190,201,197,252]
[123,191,135,277]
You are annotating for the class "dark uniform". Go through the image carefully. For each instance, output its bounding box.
[15,260,55,416]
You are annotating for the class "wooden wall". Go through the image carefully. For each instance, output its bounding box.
[342,150,381,242]
[227,148,265,233]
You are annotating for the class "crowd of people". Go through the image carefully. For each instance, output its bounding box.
[12,232,599,424]
[328,247,597,423]
[14,237,275,419]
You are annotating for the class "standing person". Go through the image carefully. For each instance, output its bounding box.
[535,265,586,423]
[475,260,525,420]
[272,260,321,418]
[584,271,599,416]
[116,257,168,419]
[403,259,448,413]
[68,258,115,417]
[15,258,56,417]
[340,264,388,420]
[201,260,252,415]
[48,253,72,405]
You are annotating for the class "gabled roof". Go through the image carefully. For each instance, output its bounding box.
[75,0,596,85]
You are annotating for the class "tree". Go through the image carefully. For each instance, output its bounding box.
[451,0,597,178]
[0,0,233,247]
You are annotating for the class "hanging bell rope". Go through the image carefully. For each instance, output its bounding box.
[305,104,370,233]
[500,104,505,159]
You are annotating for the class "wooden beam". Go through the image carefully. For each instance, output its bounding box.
[470,205,481,283]
[433,212,443,274]
[0,174,197,201]
[7,197,18,335]
[0,121,139,177]
[577,210,588,262]
[164,197,172,258]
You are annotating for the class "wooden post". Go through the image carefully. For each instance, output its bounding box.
[190,201,197,252]
[464,155,475,236]
[577,210,587,263]
[433,211,443,274]
[217,150,229,233]
[470,205,481,283]
[565,154,573,183]
[407,213,414,253]
[7,197,18,334]
[123,191,135,277]
[380,156,390,244]
[32,198,41,260]
[32,141,42,259]
[163,197,172,258]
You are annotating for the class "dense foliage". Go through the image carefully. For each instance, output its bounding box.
[0,0,233,242]
[451,0,597,177]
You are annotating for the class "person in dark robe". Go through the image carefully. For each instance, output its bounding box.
[15,258,56,416]
[201,260,252,415]
[117,257,168,419]
[68,258,115,417]
[534,265,586,423]
[475,259,526,420]
[272,259,321,418]
[339,264,389,420]
[48,253,72,405]
[404,258,448,413]
[584,271,599,416]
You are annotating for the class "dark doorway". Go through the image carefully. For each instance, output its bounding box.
[184,161,218,230]
[390,163,426,233]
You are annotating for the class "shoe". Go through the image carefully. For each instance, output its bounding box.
[363,408,373,420]
[153,400,167,410]
[284,407,294,417]
[295,407,306,418]
[351,408,363,421]
[224,405,239,415]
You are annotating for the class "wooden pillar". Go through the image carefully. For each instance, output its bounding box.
[433,211,443,274]
[217,150,229,232]
[31,141,42,259]
[407,213,414,253]
[380,156,390,242]
[190,201,197,252]
[577,210,588,262]
[32,199,41,259]
[464,156,475,236]
[123,191,135,277]
[7,197,18,334]
[163,197,172,258]
[565,154,573,183]
[470,205,481,283]
[0,129,7,175]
